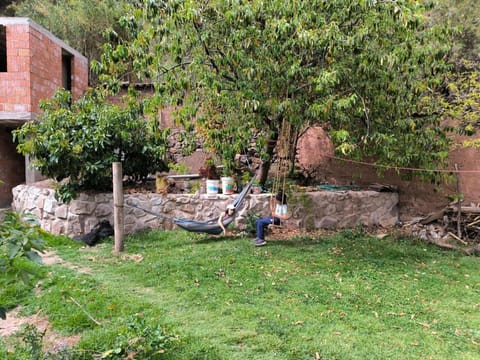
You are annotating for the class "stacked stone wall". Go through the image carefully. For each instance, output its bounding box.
[12,184,399,237]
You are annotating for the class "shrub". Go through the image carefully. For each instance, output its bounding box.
[14,89,170,203]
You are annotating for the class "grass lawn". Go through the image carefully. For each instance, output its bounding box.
[1,229,479,359]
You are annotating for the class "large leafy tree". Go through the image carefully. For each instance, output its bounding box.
[94,0,454,184]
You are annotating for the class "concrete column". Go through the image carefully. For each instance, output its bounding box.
[25,155,45,184]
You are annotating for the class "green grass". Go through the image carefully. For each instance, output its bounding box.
[2,229,479,359]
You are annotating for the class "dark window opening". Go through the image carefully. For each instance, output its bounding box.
[0,25,7,72]
[62,50,72,91]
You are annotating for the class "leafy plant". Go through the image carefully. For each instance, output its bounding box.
[11,324,46,360]
[0,210,47,319]
[13,89,170,203]
[198,157,220,180]
[100,314,177,359]
[1,323,76,360]
[168,162,190,175]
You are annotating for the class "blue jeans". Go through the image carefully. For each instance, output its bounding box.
[256,216,280,240]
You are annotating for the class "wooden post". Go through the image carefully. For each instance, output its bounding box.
[112,162,124,252]
[454,163,462,239]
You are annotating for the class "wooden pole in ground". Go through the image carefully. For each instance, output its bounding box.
[112,162,124,252]
[454,163,462,239]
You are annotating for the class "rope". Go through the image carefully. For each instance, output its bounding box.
[324,154,480,174]
[126,203,175,221]
[272,118,292,200]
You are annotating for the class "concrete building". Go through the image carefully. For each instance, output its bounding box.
[0,17,88,207]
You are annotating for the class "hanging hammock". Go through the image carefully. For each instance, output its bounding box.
[172,217,234,235]
[173,176,256,235]
[126,176,256,235]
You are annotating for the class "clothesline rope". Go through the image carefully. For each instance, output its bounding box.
[324,155,480,174]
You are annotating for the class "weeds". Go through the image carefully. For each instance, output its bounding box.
[100,314,178,359]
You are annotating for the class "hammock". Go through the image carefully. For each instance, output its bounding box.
[126,176,256,235]
[173,176,256,235]
[173,217,234,236]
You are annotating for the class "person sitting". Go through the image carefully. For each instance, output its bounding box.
[254,191,289,246]
[218,204,236,235]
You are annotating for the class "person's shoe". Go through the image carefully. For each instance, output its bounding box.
[254,238,267,247]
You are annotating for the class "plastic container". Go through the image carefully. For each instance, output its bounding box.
[206,179,220,194]
[221,177,235,195]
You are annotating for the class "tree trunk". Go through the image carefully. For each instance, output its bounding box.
[289,126,299,177]
[258,117,280,186]
[259,135,278,185]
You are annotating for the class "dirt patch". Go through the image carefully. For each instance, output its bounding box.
[41,250,92,274]
[0,250,88,354]
[0,307,81,353]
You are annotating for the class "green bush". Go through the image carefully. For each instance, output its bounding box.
[14,89,170,203]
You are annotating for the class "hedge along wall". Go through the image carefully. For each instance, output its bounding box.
[12,184,399,238]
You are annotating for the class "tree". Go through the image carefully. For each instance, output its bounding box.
[93,0,454,185]
[14,89,170,203]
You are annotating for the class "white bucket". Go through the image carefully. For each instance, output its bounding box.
[206,179,220,194]
[221,177,235,195]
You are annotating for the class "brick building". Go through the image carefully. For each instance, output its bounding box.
[0,17,88,207]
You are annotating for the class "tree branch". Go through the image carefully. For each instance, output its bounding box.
[192,21,237,83]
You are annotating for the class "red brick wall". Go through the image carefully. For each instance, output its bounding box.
[0,23,32,114]
[0,127,24,207]
[0,19,89,115]
[28,22,89,112]
[72,53,89,100]
[29,24,62,113]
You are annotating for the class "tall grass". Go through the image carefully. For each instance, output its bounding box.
[2,229,479,359]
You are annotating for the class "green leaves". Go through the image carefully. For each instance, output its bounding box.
[94,0,456,181]
[14,89,170,203]
[0,210,46,295]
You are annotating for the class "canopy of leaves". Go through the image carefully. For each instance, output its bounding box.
[13,89,170,203]
[93,0,455,181]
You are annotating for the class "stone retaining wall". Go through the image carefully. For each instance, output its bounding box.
[12,184,399,237]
